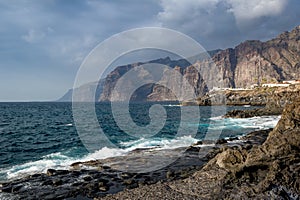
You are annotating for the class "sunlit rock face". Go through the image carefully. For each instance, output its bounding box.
[59,26,300,102]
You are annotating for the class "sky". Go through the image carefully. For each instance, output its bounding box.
[0,0,299,101]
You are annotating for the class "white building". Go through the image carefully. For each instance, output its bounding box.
[283,80,300,84]
[262,83,290,87]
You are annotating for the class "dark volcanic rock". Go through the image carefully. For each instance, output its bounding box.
[0,127,275,199]
[225,86,300,118]
[219,98,300,198]
[99,99,299,199]
[0,144,218,199]
[203,99,300,198]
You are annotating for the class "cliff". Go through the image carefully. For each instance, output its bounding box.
[57,80,104,102]
[58,26,300,102]
[98,56,208,102]
[99,25,299,102]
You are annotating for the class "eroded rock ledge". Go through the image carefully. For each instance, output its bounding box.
[101,99,300,199]
[225,85,300,118]
[1,100,298,199]
[0,130,271,200]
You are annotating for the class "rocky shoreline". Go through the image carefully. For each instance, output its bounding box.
[0,128,273,199]
[100,99,300,199]
[183,84,300,108]
[1,96,299,199]
[224,85,300,118]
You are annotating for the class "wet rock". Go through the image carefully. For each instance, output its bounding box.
[216,138,227,144]
[43,193,57,200]
[46,169,56,176]
[123,179,134,185]
[42,179,53,186]
[30,173,42,178]
[1,185,12,193]
[46,169,69,176]
[193,140,202,145]
[99,186,109,192]
[52,179,63,186]
[120,173,131,179]
[225,87,300,118]
[166,170,174,179]
[102,166,110,170]
[185,146,200,152]
[100,98,300,199]
[227,137,239,141]
[82,175,93,181]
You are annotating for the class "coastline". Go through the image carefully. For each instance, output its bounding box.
[102,99,300,199]
[0,127,274,199]
[0,94,299,199]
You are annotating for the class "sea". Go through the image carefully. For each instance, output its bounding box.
[0,102,280,181]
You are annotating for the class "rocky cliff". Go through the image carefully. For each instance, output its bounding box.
[57,80,104,102]
[98,57,206,102]
[213,98,300,198]
[99,25,299,102]
[58,26,300,102]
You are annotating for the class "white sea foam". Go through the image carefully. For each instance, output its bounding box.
[209,115,223,120]
[72,136,198,163]
[120,135,198,151]
[1,115,280,181]
[83,147,127,161]
[1,135,199,180]
[163,104,181,107]
[3,153,75,180]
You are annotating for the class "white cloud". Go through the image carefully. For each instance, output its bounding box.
[0,0,299,101]
[157,0,239,49]
[158,0,219,22]
[156,0,293,49]
[227,0,288,25]
[158,0,288,27]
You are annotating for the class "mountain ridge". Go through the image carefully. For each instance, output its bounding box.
[58,25,300,102]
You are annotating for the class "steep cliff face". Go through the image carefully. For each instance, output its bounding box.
[57,80,104,102]
[202,25,300,89]
[58,26,300,102]
[99,57,194,102]
[100,63,138,102]
[147,65,208,101]
[232,26,300,88]
[98,26,299,102]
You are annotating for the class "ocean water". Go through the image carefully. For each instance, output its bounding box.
[0,102,280,181]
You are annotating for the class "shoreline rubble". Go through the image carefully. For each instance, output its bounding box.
[0,128,273,200]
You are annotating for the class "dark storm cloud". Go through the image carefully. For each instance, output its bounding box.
[157,0,300,49]
[0,0,299,100]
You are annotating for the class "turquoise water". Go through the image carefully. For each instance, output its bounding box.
[0,102,279,181]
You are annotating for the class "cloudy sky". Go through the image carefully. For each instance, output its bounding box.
[0,0,299,101]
